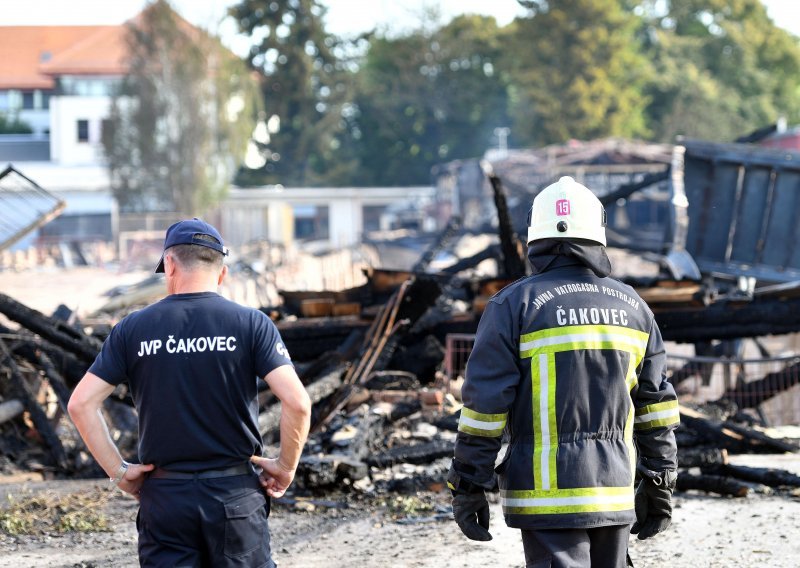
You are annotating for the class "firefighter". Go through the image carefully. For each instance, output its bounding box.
[448,177,680,567]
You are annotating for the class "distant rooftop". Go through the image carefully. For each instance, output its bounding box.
[0,25,125,89]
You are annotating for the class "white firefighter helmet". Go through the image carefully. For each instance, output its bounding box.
[527,176,607,245]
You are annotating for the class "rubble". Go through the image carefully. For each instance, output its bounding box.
[3,139,800,504]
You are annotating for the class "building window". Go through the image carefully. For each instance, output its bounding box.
[293,205,329,241]
[22,91,35,110]
[362,205,387,232]
[77,119,89,142]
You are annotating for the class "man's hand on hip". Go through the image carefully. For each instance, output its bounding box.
[118,463,155,501]
[251,455,295,498]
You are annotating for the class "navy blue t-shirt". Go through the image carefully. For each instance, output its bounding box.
[89,292,292,471]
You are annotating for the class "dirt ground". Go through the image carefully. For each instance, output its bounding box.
[0,452,799,568]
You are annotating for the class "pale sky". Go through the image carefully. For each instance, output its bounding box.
[0,0,797,46]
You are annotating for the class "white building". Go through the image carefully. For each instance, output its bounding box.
[0,17,437,261]
[218,185,437,250]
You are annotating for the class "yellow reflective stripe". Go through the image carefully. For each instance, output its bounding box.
[458,407,507,437]
[520,325,649,358]
[635,399,678,416]
[533,353,558,491]
[626,353,639,391]
[634,400,680,430]
[521,324,650,344]
[625,359,637,478]
[546,353,558,489]
[462,407,508,422]
[531,354,545,490]
[502,486,634,515]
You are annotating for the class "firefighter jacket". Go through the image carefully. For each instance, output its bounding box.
[452,239,679,530]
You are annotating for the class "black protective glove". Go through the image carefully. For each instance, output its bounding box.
[447,463,492,541]
[452,491,492,541]
[630,467,677,540]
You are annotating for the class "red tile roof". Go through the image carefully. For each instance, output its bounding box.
[0,25,128,89]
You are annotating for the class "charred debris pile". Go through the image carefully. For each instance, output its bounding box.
[3,139,800,502]
[2,270,800,502]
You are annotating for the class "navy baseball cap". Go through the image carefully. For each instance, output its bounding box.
[154,218,229,273]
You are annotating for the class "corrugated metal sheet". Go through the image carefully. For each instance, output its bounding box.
[0,165,65,251]
[672,140,800,283]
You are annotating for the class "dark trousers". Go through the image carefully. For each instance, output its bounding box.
[137,471,275,568]
[521,525,630,568]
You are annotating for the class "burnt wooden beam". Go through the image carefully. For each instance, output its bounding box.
[705,463,800,488]
[676,472,750,497]
[598,169,670,206]
[482,163,526,279]
[720,360,800,409]
[679,407,799,454]
[656,294,800,343]
[0,338,70,471]
[440,244,500,275]
[367,439,454,468]
[294,454,368,490]
[259,362,347,440]
[677,447,728,469]
[412,216,461,273]
[0,293,102,363]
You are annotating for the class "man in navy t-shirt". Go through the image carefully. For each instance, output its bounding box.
[69,218,311,567]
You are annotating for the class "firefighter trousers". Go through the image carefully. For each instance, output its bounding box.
[520,524,631,568]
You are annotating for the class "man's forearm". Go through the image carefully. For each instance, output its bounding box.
[68,373,125,477]
[277,403,310,471]
[69,405,125,477]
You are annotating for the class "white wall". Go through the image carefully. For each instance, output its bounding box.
[49,96,110,166]
[220,186,435,249]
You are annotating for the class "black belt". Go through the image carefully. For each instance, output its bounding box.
[150,463,253,480]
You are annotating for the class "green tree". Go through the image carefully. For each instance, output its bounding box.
[347,14,511,185]
[104,0,258,214]
[229,0,354,186]
[637,0,800,142]
[0,114,33,134]
[504,0,651,146]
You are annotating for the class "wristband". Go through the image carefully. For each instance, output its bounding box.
[110,460,129,486]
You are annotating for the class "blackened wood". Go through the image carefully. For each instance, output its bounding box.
[484,168,526,279]
[705,463,800,488]
[0,338,69,471]
[721,360,800,409]
[277,317,371,362]
[0,323,88,387]
[718,422,799,453]
[260,363,346,440]
[679,407,800,454]
[412,216,461,273]
[675,472,750,497]
[656,295,800,343]
[0,293,102,363]
[441,245,500,275]
[599,169,670,206]
[294,454,368,490]
[367,439,455,468]
[677,447,728,468]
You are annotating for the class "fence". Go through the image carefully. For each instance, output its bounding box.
[443,333,800,427]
